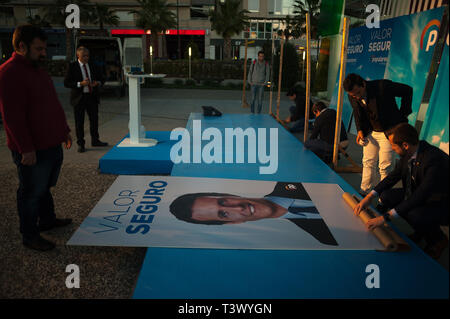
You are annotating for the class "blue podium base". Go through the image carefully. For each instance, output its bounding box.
[99,131,175,175]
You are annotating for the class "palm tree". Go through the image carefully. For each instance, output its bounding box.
[43,0,92,61]
[293,0,321,39]
[209,0,249,61]
[27,15,52,28]
[90,3,119,31]
[131,0,177,58]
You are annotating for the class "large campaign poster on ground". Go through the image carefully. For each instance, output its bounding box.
[330,7,445,137]
[67,176,383,250]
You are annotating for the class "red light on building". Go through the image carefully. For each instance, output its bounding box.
[111,29,205,36]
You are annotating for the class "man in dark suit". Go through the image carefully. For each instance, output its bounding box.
[343,73,413,196]
[354,123,449,259]
[64,46,107,153]
[284,86,313,133]
[169,182,338,246]
[304,101,348,163]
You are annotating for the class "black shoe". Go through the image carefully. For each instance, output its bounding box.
[23,235,55,251]
[92,140,108,147]
[39,218,72,232]
[424,238,448,260]
[78,145,86,153]
[408,232,424,245]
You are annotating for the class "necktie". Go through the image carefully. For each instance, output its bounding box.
[83,64,92,93]
[288,206,319,214]
[405,159,415,199]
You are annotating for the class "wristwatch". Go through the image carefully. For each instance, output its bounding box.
[382,212,391,222]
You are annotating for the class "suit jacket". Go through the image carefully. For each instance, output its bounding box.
[64,61,104,107]
[265,182,338,246]
[290,93,313,122]
[310,108,348,146]
[348,79,412,136]
[374,141,449,217]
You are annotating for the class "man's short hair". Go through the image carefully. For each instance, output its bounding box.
[12,24,47,51]
[386,123,419,146]
[343,73,365,92]
[169,192,237,225]
[258,50,264,56]
[312,101,327,113]
[76,46,89,55]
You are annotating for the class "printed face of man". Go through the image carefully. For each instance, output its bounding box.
[191,196,279,224]
[25,38,47,66]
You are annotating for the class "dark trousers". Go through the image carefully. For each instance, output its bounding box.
[288,105,305,133]
[304,139,333,162]
[380,188,448,244]
[74,94,99,146]
[11,145,63,241]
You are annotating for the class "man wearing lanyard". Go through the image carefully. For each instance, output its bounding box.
[343,73,413,196]
[64,46,107,153]
[354,123,449,260]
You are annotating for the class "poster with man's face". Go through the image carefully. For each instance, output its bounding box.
[68,176,383,250]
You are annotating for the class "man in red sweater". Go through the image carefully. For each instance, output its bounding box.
[0,25,72,251]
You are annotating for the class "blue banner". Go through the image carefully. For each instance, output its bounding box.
[329,7,447,147]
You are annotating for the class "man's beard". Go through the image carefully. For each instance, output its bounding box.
[26,53,46,68]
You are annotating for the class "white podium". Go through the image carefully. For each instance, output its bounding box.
[117,73,166,147]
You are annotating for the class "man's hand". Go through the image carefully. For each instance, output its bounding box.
[353,193,373,216]
[21,151,36,166]
[91,80,99,87]
[80,78,90,87]
[366,216,385,230]
[63,133,72,150]
[356,130,365,144]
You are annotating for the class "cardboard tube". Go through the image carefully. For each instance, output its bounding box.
[342,193,398,251]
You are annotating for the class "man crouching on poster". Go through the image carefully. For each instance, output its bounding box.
[354,123,449,259]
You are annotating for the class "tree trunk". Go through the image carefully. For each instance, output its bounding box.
[223,36,232,61]
[66,28,73,61]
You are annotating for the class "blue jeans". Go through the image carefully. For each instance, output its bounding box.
[11,145,63,241]
[250,85,264,114]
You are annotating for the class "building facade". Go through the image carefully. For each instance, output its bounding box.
[0,0,311,62]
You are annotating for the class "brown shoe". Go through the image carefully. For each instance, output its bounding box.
[424,238,449,260]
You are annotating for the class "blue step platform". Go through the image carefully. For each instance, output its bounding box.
[99,131,175,175]
[133,114,449,299]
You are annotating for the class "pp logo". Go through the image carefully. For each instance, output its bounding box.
[285,184,297,191]
[65,264,80,289]
[65,4,80,29]
[366,4,380,29]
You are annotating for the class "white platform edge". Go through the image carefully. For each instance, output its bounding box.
[117,138,159,148]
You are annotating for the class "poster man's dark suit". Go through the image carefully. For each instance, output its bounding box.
[374,141,449,243]
[265,182,338,246]
[64,61,104,147]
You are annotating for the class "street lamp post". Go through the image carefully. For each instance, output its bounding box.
[188,46,192,79]
[302,50,306,82]
[150,45,153,74]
